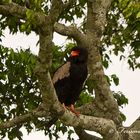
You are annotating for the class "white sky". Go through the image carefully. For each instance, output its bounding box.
[1,29,140,139]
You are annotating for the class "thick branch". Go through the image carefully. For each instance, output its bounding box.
[60,110,120,140]
[85,0,121,125]
[49,0,63,23]
[34,0,65,117]
[0,0,65,131]
[44,100,114,131]
[0,2,46,27]
[0,2,85,45]
[77,102,111,119]
[86,0,112,36]
[129,116,140,131]
[54,23,86,46]
[124,116,140,140]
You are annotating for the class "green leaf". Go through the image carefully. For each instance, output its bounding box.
[61,125,67,134]
[113,91,128,107]
[102,59,109,69]
[20,24,27,32]
[76,91,93,106]
[136,11,140,18]
[120,112,126,122]
[26,10,34,20]
[111,74,119,86]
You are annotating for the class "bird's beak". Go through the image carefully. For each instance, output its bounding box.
[71,51,79,57]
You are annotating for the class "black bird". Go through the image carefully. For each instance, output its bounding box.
[52,46,88,116]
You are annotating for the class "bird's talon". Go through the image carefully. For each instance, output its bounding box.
[62,103,80,117]
[68,104,80,117]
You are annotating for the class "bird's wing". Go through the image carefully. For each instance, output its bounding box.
[52,61,71,84]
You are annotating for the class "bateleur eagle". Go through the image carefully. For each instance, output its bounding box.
[52,46,88,116]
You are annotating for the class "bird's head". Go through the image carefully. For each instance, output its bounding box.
[69,46,88,63]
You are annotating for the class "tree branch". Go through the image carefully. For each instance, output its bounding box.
[33,0,72,124]
[129,116,140,131]
[48,0,63,23]
[0,2,84,42]
[54,23,86,45]
[0,2,46,28]
[0,0,65,129]
[85,0,121,125]
[44,100,117,131]
[34,0,64,112]
[77,102,108,118]
[60,110,120,140]
[0,107,46,129]
[123,116,140,140]
[75,128,102,140]
[86,0,112,36]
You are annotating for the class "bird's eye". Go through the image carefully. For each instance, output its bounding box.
[71,51,79,57]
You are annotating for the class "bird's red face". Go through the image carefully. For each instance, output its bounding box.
[70,50,80,57]
[69,47,88,63]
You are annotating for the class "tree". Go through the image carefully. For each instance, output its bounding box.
[0,0,140,139]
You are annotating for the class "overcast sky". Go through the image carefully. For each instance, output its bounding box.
[1,29,140,139]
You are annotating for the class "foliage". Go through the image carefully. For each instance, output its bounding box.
[60,0,86,22]
[46,122,75,140]
[102,0,140,70]
[113,91,128,122]
[106,74,120,86]
[0,45,40,139]
[76,90,93,107]
[113,91,128,108]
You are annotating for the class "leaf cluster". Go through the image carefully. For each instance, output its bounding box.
[103,0,140,70]
[113,91,128,108]
[60,0,86,22]
[0,45,41,139]
[113,91,128,122]
[46,122,75,140]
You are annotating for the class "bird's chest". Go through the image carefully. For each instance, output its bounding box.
[69,64,87,83]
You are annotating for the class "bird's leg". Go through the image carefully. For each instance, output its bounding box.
[62,103,80,117]
[68,104,80,117]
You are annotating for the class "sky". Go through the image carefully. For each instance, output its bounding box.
[1,29,140,139]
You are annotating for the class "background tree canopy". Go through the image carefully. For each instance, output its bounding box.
[0,0,140,140]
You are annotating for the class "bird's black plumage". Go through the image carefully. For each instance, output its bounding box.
[52,46,88,106]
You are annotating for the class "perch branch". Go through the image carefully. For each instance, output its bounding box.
[60,110,120,140]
